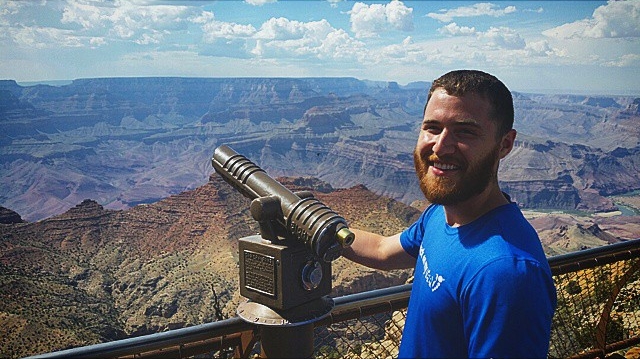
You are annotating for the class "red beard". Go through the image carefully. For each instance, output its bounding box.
[413,145,500,205]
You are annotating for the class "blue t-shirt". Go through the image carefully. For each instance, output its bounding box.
[398,203,557,358]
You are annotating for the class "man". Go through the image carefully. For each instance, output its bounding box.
[343,70,557,358]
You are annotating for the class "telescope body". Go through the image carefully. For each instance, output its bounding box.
[212,144,355,311]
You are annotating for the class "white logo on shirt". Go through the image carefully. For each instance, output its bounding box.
[419,245,445,292]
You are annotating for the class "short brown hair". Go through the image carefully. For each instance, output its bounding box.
[426,70,514,136]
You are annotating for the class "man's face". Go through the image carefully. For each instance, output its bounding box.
[414,89,509,205]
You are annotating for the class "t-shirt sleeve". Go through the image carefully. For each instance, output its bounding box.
[461,257,557,358]
[399,205,434,258]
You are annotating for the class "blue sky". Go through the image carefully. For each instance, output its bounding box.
[1,0,639,95]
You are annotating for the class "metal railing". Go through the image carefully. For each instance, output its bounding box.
[27,239,640,359]
[548,239,640,358]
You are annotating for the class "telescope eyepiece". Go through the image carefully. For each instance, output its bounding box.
[336,227,355,247]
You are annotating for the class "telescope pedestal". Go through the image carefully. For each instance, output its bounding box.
[237,297,334,358]
[260,323,314,358]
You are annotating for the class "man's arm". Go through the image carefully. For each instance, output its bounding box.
[341,228,416,271]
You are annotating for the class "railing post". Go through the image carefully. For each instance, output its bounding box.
[234,329,259,358]
[595,259,640,350]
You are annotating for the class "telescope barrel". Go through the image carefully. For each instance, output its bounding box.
[211,145,300,204]
[212,145,354,262]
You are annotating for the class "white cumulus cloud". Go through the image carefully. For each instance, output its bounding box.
[61,0,196,42]
[190,11,215,25]
[251,17,366,61]
[134,31,164,45]
[427,3,516,23]
[61,0,109,30]
[349,0,414,38]
[481,26,526,50]
[202,21,256,42]
[371,35,433,65]
[244,0,277,6]
[524,40,566,58]
[317,28,367,60]
[11,26,84,49]
[543,0,640,39]
[256,17,333,40]
[438,22,476,36]
[604,53,640,67]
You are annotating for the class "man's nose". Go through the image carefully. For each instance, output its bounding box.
[432,129,455,156]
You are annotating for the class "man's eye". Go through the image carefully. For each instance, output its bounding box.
[423,125,441,133]
[457,128,477,136]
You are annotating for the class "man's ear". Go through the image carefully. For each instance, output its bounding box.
[499,129,517,159]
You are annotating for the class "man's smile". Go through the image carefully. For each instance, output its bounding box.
[427,155,462,175]
[431,161,459,171]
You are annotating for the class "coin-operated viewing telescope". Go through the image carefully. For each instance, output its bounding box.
[211,144,355,323]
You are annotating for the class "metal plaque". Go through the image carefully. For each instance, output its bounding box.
[243,250,277,297]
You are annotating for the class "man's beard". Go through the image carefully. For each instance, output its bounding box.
[413,146,500,206]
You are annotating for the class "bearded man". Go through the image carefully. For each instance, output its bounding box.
[343,70,557,358]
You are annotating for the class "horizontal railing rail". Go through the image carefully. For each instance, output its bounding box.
[26,238,640,359]
[26,317,254,359]
[548,239,640,274]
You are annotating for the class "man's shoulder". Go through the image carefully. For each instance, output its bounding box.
[422,203,444,221]
[491,203,538,235]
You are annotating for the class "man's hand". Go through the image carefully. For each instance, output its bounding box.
[342,229,416,270]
